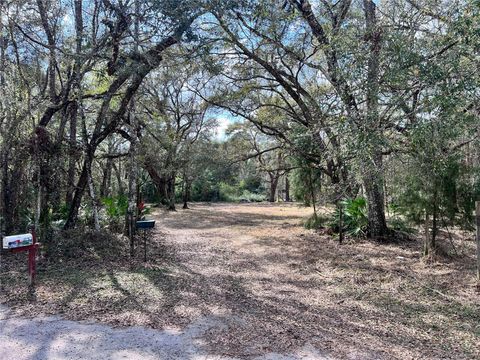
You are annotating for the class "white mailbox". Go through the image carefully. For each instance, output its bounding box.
[3,233,33,249]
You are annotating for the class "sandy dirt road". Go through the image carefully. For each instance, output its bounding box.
[0,304,324,359]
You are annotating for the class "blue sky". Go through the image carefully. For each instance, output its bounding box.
[211,111,241,141]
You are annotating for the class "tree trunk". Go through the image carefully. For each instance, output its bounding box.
[125,142,137,256]
[66,102,78,207]
[166,174,176,211]
[144,163,167,205]
[125,103,138,256]
[100,157,113,198]
[182,177,190,209]
[87,163,100,231]
[0,150,7,235]
[31,127,54,244]
[285,175,290,202]
[268,173,279,203]
[64,155,90,229]
[100,141,114,199]
[362,0,388,239]
[50,110,68,212]
[362,154,388,238]
[126,0,140,257]
[66,0,82,206]
[0,148,19,234]
[361,148,388,238]
[112,161,124,196]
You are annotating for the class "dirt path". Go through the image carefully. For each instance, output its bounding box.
[148,203,390,359]
[0,304,220,360]
[0,203,327,360]
[1,203,478,359]
[0,305,322,360]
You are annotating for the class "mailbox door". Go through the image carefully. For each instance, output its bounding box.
[2,234,33,249]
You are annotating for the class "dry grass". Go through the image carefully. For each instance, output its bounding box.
[1,202,479,359]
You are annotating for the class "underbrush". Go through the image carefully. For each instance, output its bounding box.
[305,197,417,241]
[303,213,329,230]
[305,198,368,236]
[0,226,165,314]
[48,196,152,234]
[330,197,368,236]
[46,228,129,263]
[219,182,266,202]
[387,217,416,235]
[230,190,266,202]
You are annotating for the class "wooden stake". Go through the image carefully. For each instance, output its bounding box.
[339,204,344,245]
[424,212,431,257]
[476,201,480,284]
[144,230,147,263]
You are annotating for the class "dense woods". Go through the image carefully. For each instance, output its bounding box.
[1,1,480,358]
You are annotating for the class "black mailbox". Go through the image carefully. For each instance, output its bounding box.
[136,220,155,229]
[136,219,155,262]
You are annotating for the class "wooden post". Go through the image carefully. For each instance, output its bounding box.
[339,204,344,245]
[476,201,480,284]
[144,230,147,262]
[308,169,316,216]
[28,226,38,299]
[424,212,431,257]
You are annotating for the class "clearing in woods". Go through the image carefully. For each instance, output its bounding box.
[1,202,479,359]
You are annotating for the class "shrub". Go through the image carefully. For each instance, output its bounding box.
[387,217,416,234]
[303,213,328,229]
[234,190,266,202]
[102,195,128,218]
[218,182,238,201]
[101,195,128,232]
[218,183,266,202]
[330,197,368,237]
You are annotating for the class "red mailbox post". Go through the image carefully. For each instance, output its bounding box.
[3,227,40,287]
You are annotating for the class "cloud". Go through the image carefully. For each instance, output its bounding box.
[214,117,232,141]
